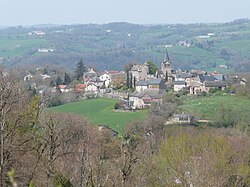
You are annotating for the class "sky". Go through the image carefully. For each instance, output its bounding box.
[0,0,250,26]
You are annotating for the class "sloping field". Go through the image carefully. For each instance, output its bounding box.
[52,98,147,132]
[180,95,250,121]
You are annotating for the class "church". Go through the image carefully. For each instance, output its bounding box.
[158,50,174,86]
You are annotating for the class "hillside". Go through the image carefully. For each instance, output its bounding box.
[1,19,250,72]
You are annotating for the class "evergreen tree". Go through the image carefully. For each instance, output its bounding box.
[165,71,168,81]
[56,76,62,86]
[75,58,86,81]
[126,70,130,88]
[130,73,133,88]
[64,73,71,85]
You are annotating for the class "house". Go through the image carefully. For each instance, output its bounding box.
[189,82,205,95]
[24,73,33,81]
[240,78,248,86]
[167,114,195,125]
[175,72,193,82]
[85,83,98,92]
[41,74,51,80]
[84,68,97,83]
[130,63,149,83]
[136,80,149,92]
[210,72,225,81]
[57,85,67,93]
[128,91,164,109]
[135,79,166,93]
[189,74,225,95]
[225,75,241,86]
[190,81,227,95]
[204,81,227,91]
[38,48,54,53]
[148,79,165,91]
[174,81,187,92]
[99,73,111,82]
[98,72,111,87]
[74,84,86,93]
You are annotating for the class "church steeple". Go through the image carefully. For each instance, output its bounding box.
[161,49,173,85]
[164,49,170,62]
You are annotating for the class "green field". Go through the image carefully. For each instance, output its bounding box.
[51,98,147,132]
[0,38,47,57]
[180,95,250,121]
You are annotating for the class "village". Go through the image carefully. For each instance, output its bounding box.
[23,50,247,112]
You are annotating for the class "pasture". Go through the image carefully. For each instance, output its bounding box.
[52,98,147,133]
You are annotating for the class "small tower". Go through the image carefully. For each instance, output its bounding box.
[161,50,172,84]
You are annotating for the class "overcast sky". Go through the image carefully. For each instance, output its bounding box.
[0,0,250,26]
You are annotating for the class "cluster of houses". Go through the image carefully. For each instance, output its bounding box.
[24,67,126,96]
[127,51,247,109]
[23,50,248,111]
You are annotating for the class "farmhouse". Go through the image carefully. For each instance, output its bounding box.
[128,91,164,109]
[167,114,195,125]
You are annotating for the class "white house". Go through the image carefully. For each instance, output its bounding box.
[99,73,111,87]
[136,80,149,92]
[174,81,187,92]
[86,83,98,92]
[24,73,33,81]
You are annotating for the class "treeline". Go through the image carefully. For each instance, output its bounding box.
[0,71,250,186]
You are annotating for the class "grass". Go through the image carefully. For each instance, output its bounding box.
[0,38,47,57]
[180,94,250,120]
[51,98,147,133]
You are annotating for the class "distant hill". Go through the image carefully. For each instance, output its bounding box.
[1,20,250,72]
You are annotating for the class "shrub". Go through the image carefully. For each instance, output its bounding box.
[114,102,120,110]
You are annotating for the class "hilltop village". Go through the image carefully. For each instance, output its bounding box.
[23,51,247,110]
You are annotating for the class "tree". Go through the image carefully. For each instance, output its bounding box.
[149,93,179,119]
[55,76,62,86]
[0,71,39,186]
[75,59,86,81]
[63,73,71,85]
[146,61,158,75]
[152,127,250,187]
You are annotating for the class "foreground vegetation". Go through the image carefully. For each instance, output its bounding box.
[0,71,250,186]
[52,98,147,132]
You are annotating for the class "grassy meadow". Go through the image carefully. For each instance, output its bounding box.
[180,94,250,121]
[0,38,47,57]
[51,98,147,133]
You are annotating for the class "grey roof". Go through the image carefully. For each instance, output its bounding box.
[197,74,217,82]
[173,114,194,118]
[205,81,227,87]
[84,72,96,77]
[136,80,149,86]
[129,91,164,99]
[211,74,225,81]
[174,81,186,85]
[131,64,147,71]
[148,78,162,85]
[176,72,192,79]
